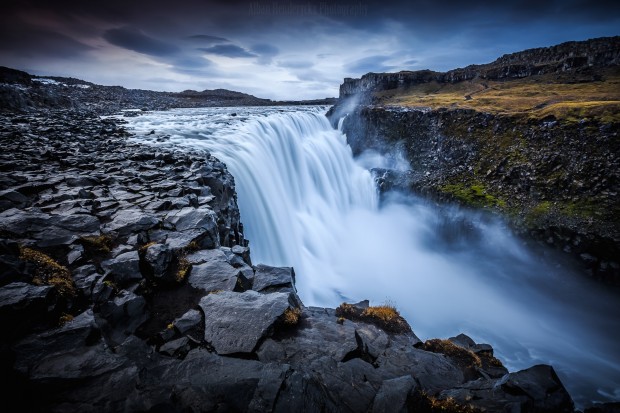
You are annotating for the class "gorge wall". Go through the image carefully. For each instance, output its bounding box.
[330,37,620,283]
[339,36,620,99]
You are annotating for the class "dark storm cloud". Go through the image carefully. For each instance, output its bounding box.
[173,56,212,69]
[199,44,257,58]
[346,56,396,74]
[0,25,94,58]
[103,27,179,57]
[186,34,230,44]
[251,44,279,64]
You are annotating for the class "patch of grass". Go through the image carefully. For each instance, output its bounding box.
[186,241,200,252]
[422,339,482,372]
[138,241,157,253]
[441,183,506,208]
[408,390,481,413]
[336,302,412,334]
[380,69,620,122]
[19,246,75,297]
[80,235,113,254]
[103,279,119,292]
[58,313,74,326]
[175,256,190,282]
[282,307,302,326]
[361,304,399,323]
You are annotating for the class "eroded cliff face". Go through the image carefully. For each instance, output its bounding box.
[335,104,620,283]
[339,36,620,99]
[330,36,620,283]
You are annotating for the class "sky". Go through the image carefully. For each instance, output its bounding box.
[0,0,618,100]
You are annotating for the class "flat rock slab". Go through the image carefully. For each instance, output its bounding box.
[103,209,159,236]
[199,290,294,355]
[189,259,245,292]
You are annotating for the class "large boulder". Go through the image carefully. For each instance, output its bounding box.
[199,290,297,355]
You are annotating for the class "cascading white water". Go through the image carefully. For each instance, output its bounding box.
[125,106,620,407]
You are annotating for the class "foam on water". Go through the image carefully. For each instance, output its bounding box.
[124,106,620,407]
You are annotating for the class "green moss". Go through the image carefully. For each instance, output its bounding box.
[441,183,506,208]
[526,200,553,224]
[560,199,599,219]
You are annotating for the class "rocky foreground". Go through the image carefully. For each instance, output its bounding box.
[0,110,602,412]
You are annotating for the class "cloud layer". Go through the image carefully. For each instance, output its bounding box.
[0,0,618,99]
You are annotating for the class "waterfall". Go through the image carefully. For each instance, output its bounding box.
[125,106,620,407]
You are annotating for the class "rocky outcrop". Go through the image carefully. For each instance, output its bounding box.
[337,105,619,283]
[339,36,620,99]
[0,109,582,412]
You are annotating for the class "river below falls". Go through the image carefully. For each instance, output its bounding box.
[121,105,620,407]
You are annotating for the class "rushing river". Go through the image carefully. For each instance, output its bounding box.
[123,106,620,407]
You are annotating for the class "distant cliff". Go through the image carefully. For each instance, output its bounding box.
[0,66,335,114]
[330,36,620,283]
[339,36,620,99]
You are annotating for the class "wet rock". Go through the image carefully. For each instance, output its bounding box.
[199,290,296,355]
[252,264,296,293]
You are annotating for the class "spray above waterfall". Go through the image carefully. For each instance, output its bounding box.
[124,106,620,406]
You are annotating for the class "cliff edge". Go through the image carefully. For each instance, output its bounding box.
[330,36,620,283]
